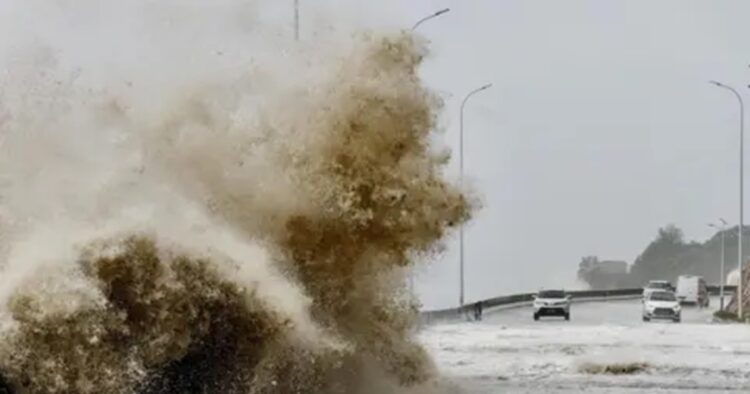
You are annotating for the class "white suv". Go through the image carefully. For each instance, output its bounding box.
[643,280,674,299]
[642,290,681,323]
[533,290,571,321]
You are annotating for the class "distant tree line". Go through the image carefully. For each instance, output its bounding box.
[578,224,750,289]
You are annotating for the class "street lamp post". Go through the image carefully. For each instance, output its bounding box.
[709,218,728,310]
[294,0,299,41]
[710,80,744,319]
[411,8,450,31]
[459,83,492,307]
[406,8,451,297]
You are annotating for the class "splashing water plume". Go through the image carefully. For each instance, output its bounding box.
[0,2,471,393]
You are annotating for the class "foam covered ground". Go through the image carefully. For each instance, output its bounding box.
[420,298,750,393]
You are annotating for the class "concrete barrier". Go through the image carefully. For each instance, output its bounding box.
[418,285,736,326]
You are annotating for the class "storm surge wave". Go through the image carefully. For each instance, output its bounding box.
[0,2,470,393]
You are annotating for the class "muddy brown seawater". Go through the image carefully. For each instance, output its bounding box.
[0,31,471,394]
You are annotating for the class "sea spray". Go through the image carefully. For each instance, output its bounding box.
[0,2,471,393]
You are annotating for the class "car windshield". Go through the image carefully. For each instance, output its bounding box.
[650,291,676,301]
[647,282,670,289]
[538,290,566,299]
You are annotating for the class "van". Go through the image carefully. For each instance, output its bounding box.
[675,275,709,307]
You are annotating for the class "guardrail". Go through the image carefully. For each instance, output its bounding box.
[418,285,736,326]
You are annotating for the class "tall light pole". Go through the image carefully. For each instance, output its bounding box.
[411,8,450,31]
[406,8,451,297]
[709,218,728,310]
[459,83,492,307]
[710,80,744,318]
[294,0,299,41]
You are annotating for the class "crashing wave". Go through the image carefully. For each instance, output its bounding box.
[0,2,471,393]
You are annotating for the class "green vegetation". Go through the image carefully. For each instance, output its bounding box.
[578,224,750,289]
[713,310,742,322]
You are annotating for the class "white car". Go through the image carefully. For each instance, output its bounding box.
[642,290,681,323]
[643,280,674,299]
[533,290,571,321]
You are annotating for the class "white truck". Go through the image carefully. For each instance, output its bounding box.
[675,275,709,307]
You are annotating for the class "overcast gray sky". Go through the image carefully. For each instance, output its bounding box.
[5,0,750,310]
[318,0,750,309]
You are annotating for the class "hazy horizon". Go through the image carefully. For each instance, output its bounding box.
[391,1,750,309]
